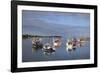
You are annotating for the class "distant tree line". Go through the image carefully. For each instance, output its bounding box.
[22,34,33,39]
[22,34,62,39]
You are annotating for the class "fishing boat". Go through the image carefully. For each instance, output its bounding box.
[32,37,42,44]
[32,37,43,49]
[66,39,77,51]
[53,37,62,48]
[66,42,73,51]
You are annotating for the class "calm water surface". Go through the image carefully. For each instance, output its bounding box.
[22,37,90,62]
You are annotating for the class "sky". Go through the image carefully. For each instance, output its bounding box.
[22,10,90,37]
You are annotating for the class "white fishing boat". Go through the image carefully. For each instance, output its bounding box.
[66,42,73,51]
[32,37,42,44]
[66,39,77,51]
[53,38,62,48]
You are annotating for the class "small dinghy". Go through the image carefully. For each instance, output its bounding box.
[43,43,55,52]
